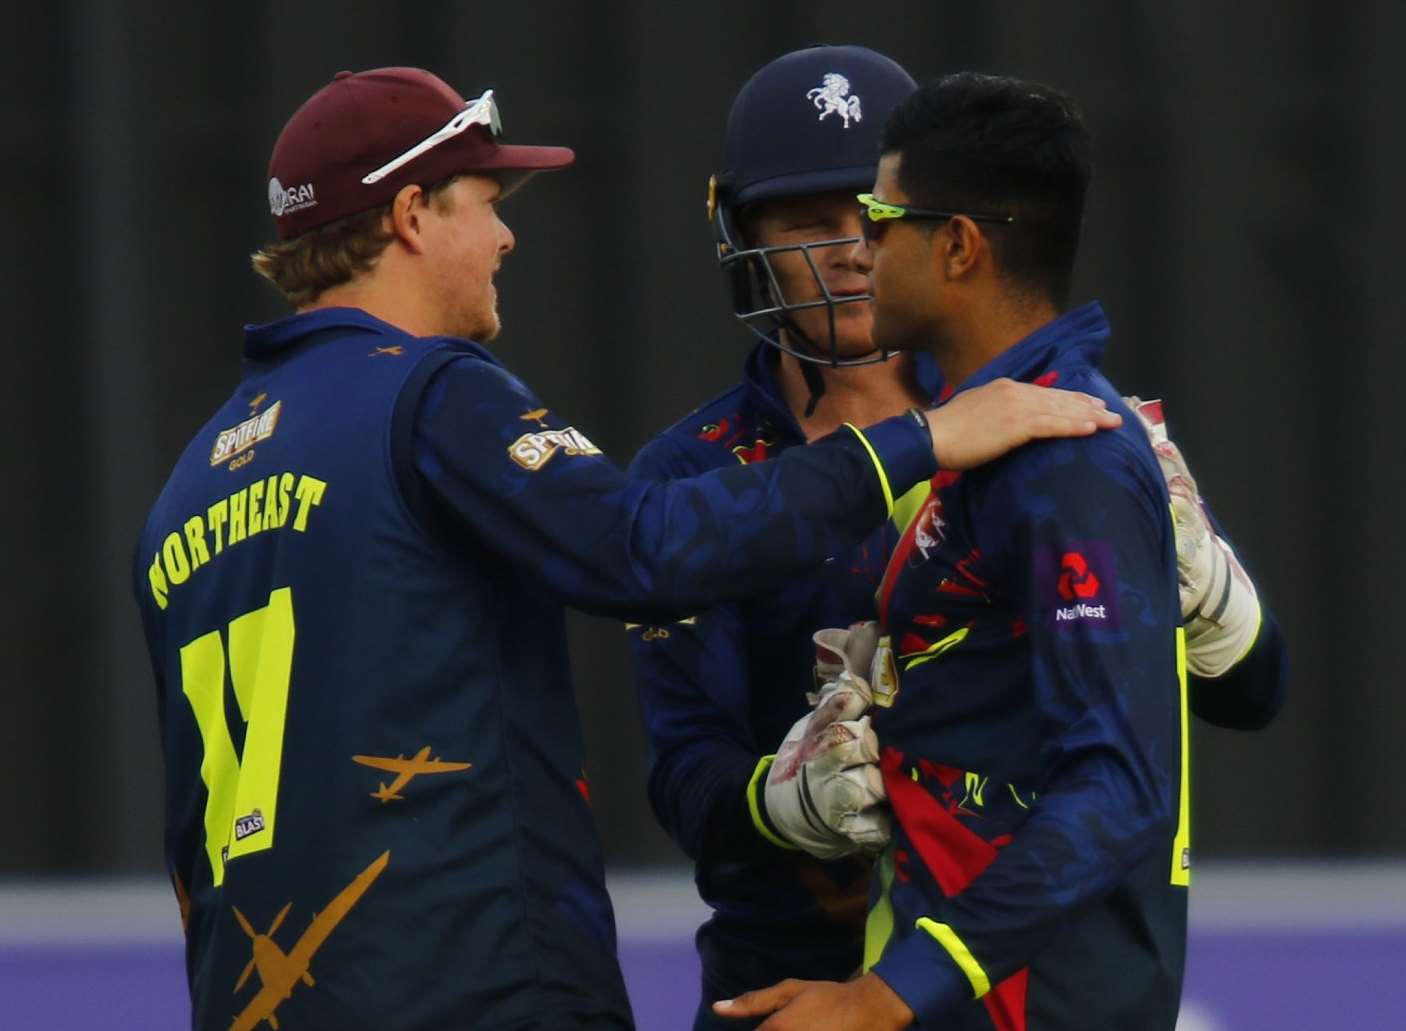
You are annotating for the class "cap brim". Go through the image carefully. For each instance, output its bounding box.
[470,144,574,198]
[476,143,576,173]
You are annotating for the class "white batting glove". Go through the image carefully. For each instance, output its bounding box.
[762,672,890,859]
[812,622,899,708]
[1126,398,1262,677]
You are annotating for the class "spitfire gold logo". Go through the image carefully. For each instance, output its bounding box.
[211,401,282,468]
[807,73,862,128]
[508,408,602,471]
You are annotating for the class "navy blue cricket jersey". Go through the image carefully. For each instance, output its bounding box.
[867,303,1188,1029]
[625,345,942,1008]
[132,307,937,1031]
[627,330,1285,1023]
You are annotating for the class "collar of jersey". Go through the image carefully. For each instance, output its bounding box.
[242,306,500,366]
[942,300,1110,401]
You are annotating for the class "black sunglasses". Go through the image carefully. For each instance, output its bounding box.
[856,193,1015,245]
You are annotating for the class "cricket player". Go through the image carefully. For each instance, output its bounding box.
[132,67,1116,1030]
[626,48,1284,1029]
[723,72,1214,1030]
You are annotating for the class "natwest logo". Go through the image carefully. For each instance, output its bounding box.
[1057,551,1100,601]
[1056,601,1108,622]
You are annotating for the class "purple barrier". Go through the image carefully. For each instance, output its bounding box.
[3,928,1403,1030]
[5,864,1406,1030]
[0,944,188,1030]
[1180,928,1406,1030]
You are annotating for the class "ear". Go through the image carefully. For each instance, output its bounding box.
[386,183,430,254]
[937,215,986,281]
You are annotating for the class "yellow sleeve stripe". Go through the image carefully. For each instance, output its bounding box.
[746,755,799,851]
[843,423,895,517]
[915,918,991,998]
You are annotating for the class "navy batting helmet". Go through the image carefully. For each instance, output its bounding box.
[709,45,916,365]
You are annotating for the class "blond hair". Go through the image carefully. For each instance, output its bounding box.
[251,179,459,307]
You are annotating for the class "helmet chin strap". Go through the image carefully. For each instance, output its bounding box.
[777,317,889,419]
[780,320,829,419]
[800,358,827,418]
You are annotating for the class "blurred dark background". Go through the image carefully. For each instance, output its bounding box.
[6,1,1402,876]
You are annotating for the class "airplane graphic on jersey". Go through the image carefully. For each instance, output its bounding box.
[351,746,473,802]
[229,850,390,1031]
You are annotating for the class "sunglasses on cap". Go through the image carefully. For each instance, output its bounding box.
[361,88,503,186]
[855,193,1014,245]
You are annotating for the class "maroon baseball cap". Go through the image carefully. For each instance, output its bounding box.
[267,66,575,239]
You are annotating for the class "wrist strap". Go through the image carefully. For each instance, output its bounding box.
[746,754,799,850]
[904,406,936,466]
[904,407,932,444]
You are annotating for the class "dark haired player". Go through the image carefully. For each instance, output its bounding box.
[641,67,1285,1030]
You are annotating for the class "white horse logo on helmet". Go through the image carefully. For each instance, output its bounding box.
[806,73,863,128]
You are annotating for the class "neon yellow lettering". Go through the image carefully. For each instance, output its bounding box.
[292,475,327,531]
[223,588,295,866]
[207,499,228,554]
[228,488,247,545]
[262,475,282,531]
[179,589,297,884]
[162,531,191,585]
[148,553,169,610]
[276,473,294,528]
[246,479,265,538]
[180,629,237,883]
[183,516,211,571]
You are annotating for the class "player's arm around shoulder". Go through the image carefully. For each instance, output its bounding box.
[974,404,1171,552]
[623,423,780,860]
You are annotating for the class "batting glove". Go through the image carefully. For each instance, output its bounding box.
[747,644,888,860]
[812,621,899,708]
[1127,397,1262,677]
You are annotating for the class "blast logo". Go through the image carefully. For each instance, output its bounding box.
[234,808,266,842]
